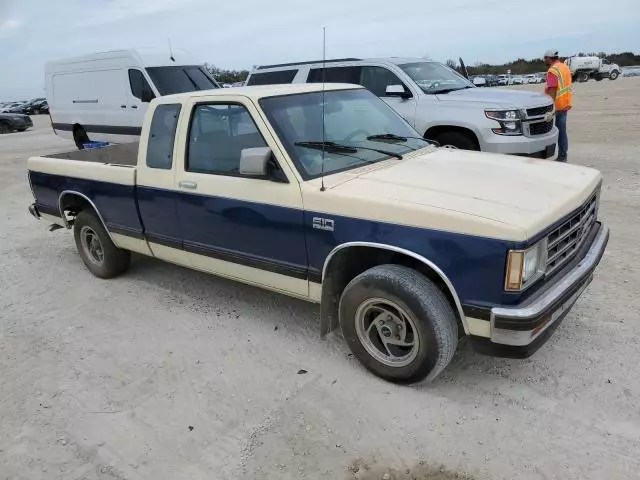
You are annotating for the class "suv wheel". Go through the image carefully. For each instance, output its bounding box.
[339,264,458,384]
[432,131,478,151]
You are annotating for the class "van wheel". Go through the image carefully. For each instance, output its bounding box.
[339,264,458,384]
[432,131,479,151]
[73,126,90,150]
[73,210,130,279]
[609,70,619,80]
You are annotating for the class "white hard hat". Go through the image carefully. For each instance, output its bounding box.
[544,49,559,58]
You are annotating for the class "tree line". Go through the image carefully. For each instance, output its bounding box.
[205,51,640,83]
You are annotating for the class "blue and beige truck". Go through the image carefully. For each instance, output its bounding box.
[27,84,608,383]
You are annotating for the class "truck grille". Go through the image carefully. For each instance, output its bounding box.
[527,104,554,117]
[529,120,554,136]
[545,192,598,276]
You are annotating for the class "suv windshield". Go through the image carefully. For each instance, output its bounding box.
[146,66,219,95]
[399,62,473,94]
[260,88,430,179]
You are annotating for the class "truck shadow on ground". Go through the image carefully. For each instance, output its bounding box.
[126,253,559,390]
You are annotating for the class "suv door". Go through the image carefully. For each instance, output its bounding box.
[307,65,417,126]
[174,96,308,297]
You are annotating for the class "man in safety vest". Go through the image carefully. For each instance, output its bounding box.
[544,49,573,162]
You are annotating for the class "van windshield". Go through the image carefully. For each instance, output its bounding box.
[146,66,219,95]
[399,62,473,94]
[260,88,430,180]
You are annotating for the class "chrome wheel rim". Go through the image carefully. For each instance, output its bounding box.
[355,298,420,367]
[80,226,104,265]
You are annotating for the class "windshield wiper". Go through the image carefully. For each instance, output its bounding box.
[431,86,474,94]
[294,141,403,160]
[367,133,440,147]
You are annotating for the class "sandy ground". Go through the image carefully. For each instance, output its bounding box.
[1,78,639,480]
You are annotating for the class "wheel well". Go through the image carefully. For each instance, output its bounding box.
[320,246,464,337]
[423,125,480,149]
[58,192,103,229]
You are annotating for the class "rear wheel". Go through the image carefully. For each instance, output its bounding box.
[73,210,130,279]
[432,131,479,151]
[339,264,458,384]
[73,126,90,150]
[609,70,619,80]
[576,72,589,83]
[0,122,11,134]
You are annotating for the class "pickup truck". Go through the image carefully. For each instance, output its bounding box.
[27,84,609,384]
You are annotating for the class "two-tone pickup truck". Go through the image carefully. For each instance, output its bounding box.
[27,84,609,384]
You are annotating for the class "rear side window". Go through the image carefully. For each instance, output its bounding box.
[128,69,155,102]
[246,70,297,86]
[307,66,362,84]
[146,104,181,169]
[360,66,407,96]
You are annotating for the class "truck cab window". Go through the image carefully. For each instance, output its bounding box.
[360,66,409,97]
[146,104,181,169]
[187,103,267,176]
[128,69,155,102]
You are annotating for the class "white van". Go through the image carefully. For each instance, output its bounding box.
[46,48,219,148]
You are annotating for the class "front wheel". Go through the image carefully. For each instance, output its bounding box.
[577,72,589,83]
[432,131,479,150]
[609,70,619,80]
[0,122,10,134]
[339,265,458,384]
[73,210,130,278]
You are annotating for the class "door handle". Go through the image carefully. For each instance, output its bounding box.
[131,105,138,109]
[178,180,198,190]
[120,105,127,109]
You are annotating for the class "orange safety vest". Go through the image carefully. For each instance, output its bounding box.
[548,61,573,111]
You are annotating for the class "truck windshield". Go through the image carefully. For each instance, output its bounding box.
[146,66,219,95]
[260,88,430,180]
[399,62,474,94]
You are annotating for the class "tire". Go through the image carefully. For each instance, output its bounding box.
[609,70,619,81]
[577,72,589,83]
[432,131,479,151]
[73,210,130,279]
[17,128,27,132]
[0,122,11,134]
[73,126,90,150]
[339,264,458,384]
[595,75,603,82]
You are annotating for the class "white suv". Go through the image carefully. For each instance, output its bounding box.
[246,58,558,158]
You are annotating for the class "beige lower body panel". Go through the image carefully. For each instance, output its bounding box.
[112,233,152,256]
[148,242,313,302]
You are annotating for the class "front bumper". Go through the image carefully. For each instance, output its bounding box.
[479,126,558,158]
[471,222,609,358]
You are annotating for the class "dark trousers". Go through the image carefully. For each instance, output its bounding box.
[556,110,568,161]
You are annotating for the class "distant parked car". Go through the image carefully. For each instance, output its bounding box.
[0,112,33,133]
[623,66,640,77]
[24,99,49,115]
[510,76,524,85]
[497,74,509,85]
[471,75,487,87]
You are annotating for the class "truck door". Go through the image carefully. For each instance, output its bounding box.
[126,69,156,135]
[136,103,182,255]
[173,96,308,297]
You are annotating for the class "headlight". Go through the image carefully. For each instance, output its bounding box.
[486,109,524,136]
[505,240,547,291]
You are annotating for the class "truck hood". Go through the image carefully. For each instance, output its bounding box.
[435,87,551,109]
[315,149,601,241]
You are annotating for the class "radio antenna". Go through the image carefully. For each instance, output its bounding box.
[320,26,327,192]
[168,38,176,62]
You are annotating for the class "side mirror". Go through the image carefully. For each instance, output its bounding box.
[239,147,272,176]
[385,84,411,98]
[141,89,155,103]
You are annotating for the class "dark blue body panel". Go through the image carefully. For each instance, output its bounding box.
[175,191,308,276]
[30,171,143,237]
[29,171,521,308]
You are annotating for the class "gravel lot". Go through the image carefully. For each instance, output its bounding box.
[1,78,639,480]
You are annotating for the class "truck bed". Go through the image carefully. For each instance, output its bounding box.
[48,142,139,166]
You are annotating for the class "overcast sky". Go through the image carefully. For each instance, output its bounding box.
[1,0,638,100]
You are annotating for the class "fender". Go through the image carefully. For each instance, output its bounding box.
[57,190,115,243]
[320,241,469,336]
